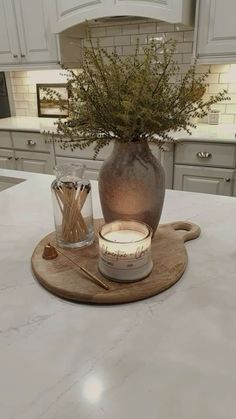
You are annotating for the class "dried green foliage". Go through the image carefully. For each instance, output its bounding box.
[47,40,229,157]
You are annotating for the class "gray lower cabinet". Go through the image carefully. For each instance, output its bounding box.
[174,165,235,196]
[0,149,15,170]
[15,150,52,174]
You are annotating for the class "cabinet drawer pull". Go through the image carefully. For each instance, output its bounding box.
[15,157,19,161]
[13,54,18,58]
[26,140,36,146]
[225,177,231,182]
[196,151,212,159]
[7,156,13,160]
[21,54,26,58]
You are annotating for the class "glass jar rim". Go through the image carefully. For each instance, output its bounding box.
[54,163,86,179]
[98,220,152,244]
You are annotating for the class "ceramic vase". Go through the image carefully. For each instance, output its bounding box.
[98,141,165,234]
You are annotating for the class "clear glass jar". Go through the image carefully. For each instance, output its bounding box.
[51,163,94,248]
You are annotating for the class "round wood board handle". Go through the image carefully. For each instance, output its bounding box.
[170,221,201,242]
[31,220,201,305]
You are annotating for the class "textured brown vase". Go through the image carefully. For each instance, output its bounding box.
[98,141,165,234]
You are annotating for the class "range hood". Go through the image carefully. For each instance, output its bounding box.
[54,0,195,34]
[57,0,196,67]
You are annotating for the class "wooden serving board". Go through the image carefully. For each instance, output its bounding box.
[31,220,200,304]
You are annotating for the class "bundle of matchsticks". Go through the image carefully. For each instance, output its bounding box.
[53,182,91,243]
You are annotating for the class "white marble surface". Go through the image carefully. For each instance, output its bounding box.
[0,116,60,133]
[0,116,236,143]
[1,168,236,419]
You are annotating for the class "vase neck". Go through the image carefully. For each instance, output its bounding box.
[113,141,151,155]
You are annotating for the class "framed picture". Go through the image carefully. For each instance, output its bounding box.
[0,72,7,96]
[36,83,69,118]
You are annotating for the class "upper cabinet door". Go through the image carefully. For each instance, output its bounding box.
[0,0,20,64]
[53,0,195,33]
[14,0,58,63]
[195,0,236,63]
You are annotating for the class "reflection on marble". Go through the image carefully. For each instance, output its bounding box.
[1,169,236,419]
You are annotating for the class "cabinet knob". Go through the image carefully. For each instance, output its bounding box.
[225,177,231,182]
[26,140,36,146]
[7,156,13,160]
[21,54,26,58]
[196,151,212,159]
[15,157,19,161]
[13,54,18,58]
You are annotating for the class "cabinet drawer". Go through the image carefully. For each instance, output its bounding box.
[175,142,236,168]
[12,132,50,152]
[0,131,12,148]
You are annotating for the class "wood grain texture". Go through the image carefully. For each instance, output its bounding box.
[31,219,200,304]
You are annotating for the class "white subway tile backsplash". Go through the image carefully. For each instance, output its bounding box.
[226,104,236,113]
[122,24,139,35]
[182,53,192,63]
[156,23,174,32]
[106,25,122,36]
[130,34,148,45]
[13,93,25,100]
[210,64,230,73]
[228,84,236,93]
[16,101,28,109]
[195,65,210,74]
[206,73,219,83]
[114,35,131,46]
[219,73,236,83]
[122,45,139,56]
[17,109,27,116]
[28,85,36,93]
[15,86,29,93]
[220,114,235,123]
[211,103,226,113]
[166,32,184,42]
[175,24,193,31]
[209,84,227,93]
[183,31,194,42]
[97,36,114,47]
[90,26,106,37]
[175,42,193,53]
[106,46,123,55]
[139,23,156,34]
[173,54,183,64]
[12,71,27,78]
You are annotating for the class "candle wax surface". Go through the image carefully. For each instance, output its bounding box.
[104,230,146,243]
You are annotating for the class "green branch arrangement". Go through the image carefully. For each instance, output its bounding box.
[46,39,229,157]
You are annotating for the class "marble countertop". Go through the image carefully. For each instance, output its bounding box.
[1,168,236,419]
[0,116,59,133]
[0,116,236,143]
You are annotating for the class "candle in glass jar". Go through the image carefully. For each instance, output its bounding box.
[104,229,146,242]
[98,220,153,282]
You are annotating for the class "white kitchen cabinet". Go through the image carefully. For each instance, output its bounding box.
[0,149,15,170]
[174,165,235,196]
[0,0,20,65]
[53,0,195,33]
[194,0,236,64]
[15,150,52,174]
[0,0,58,69]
